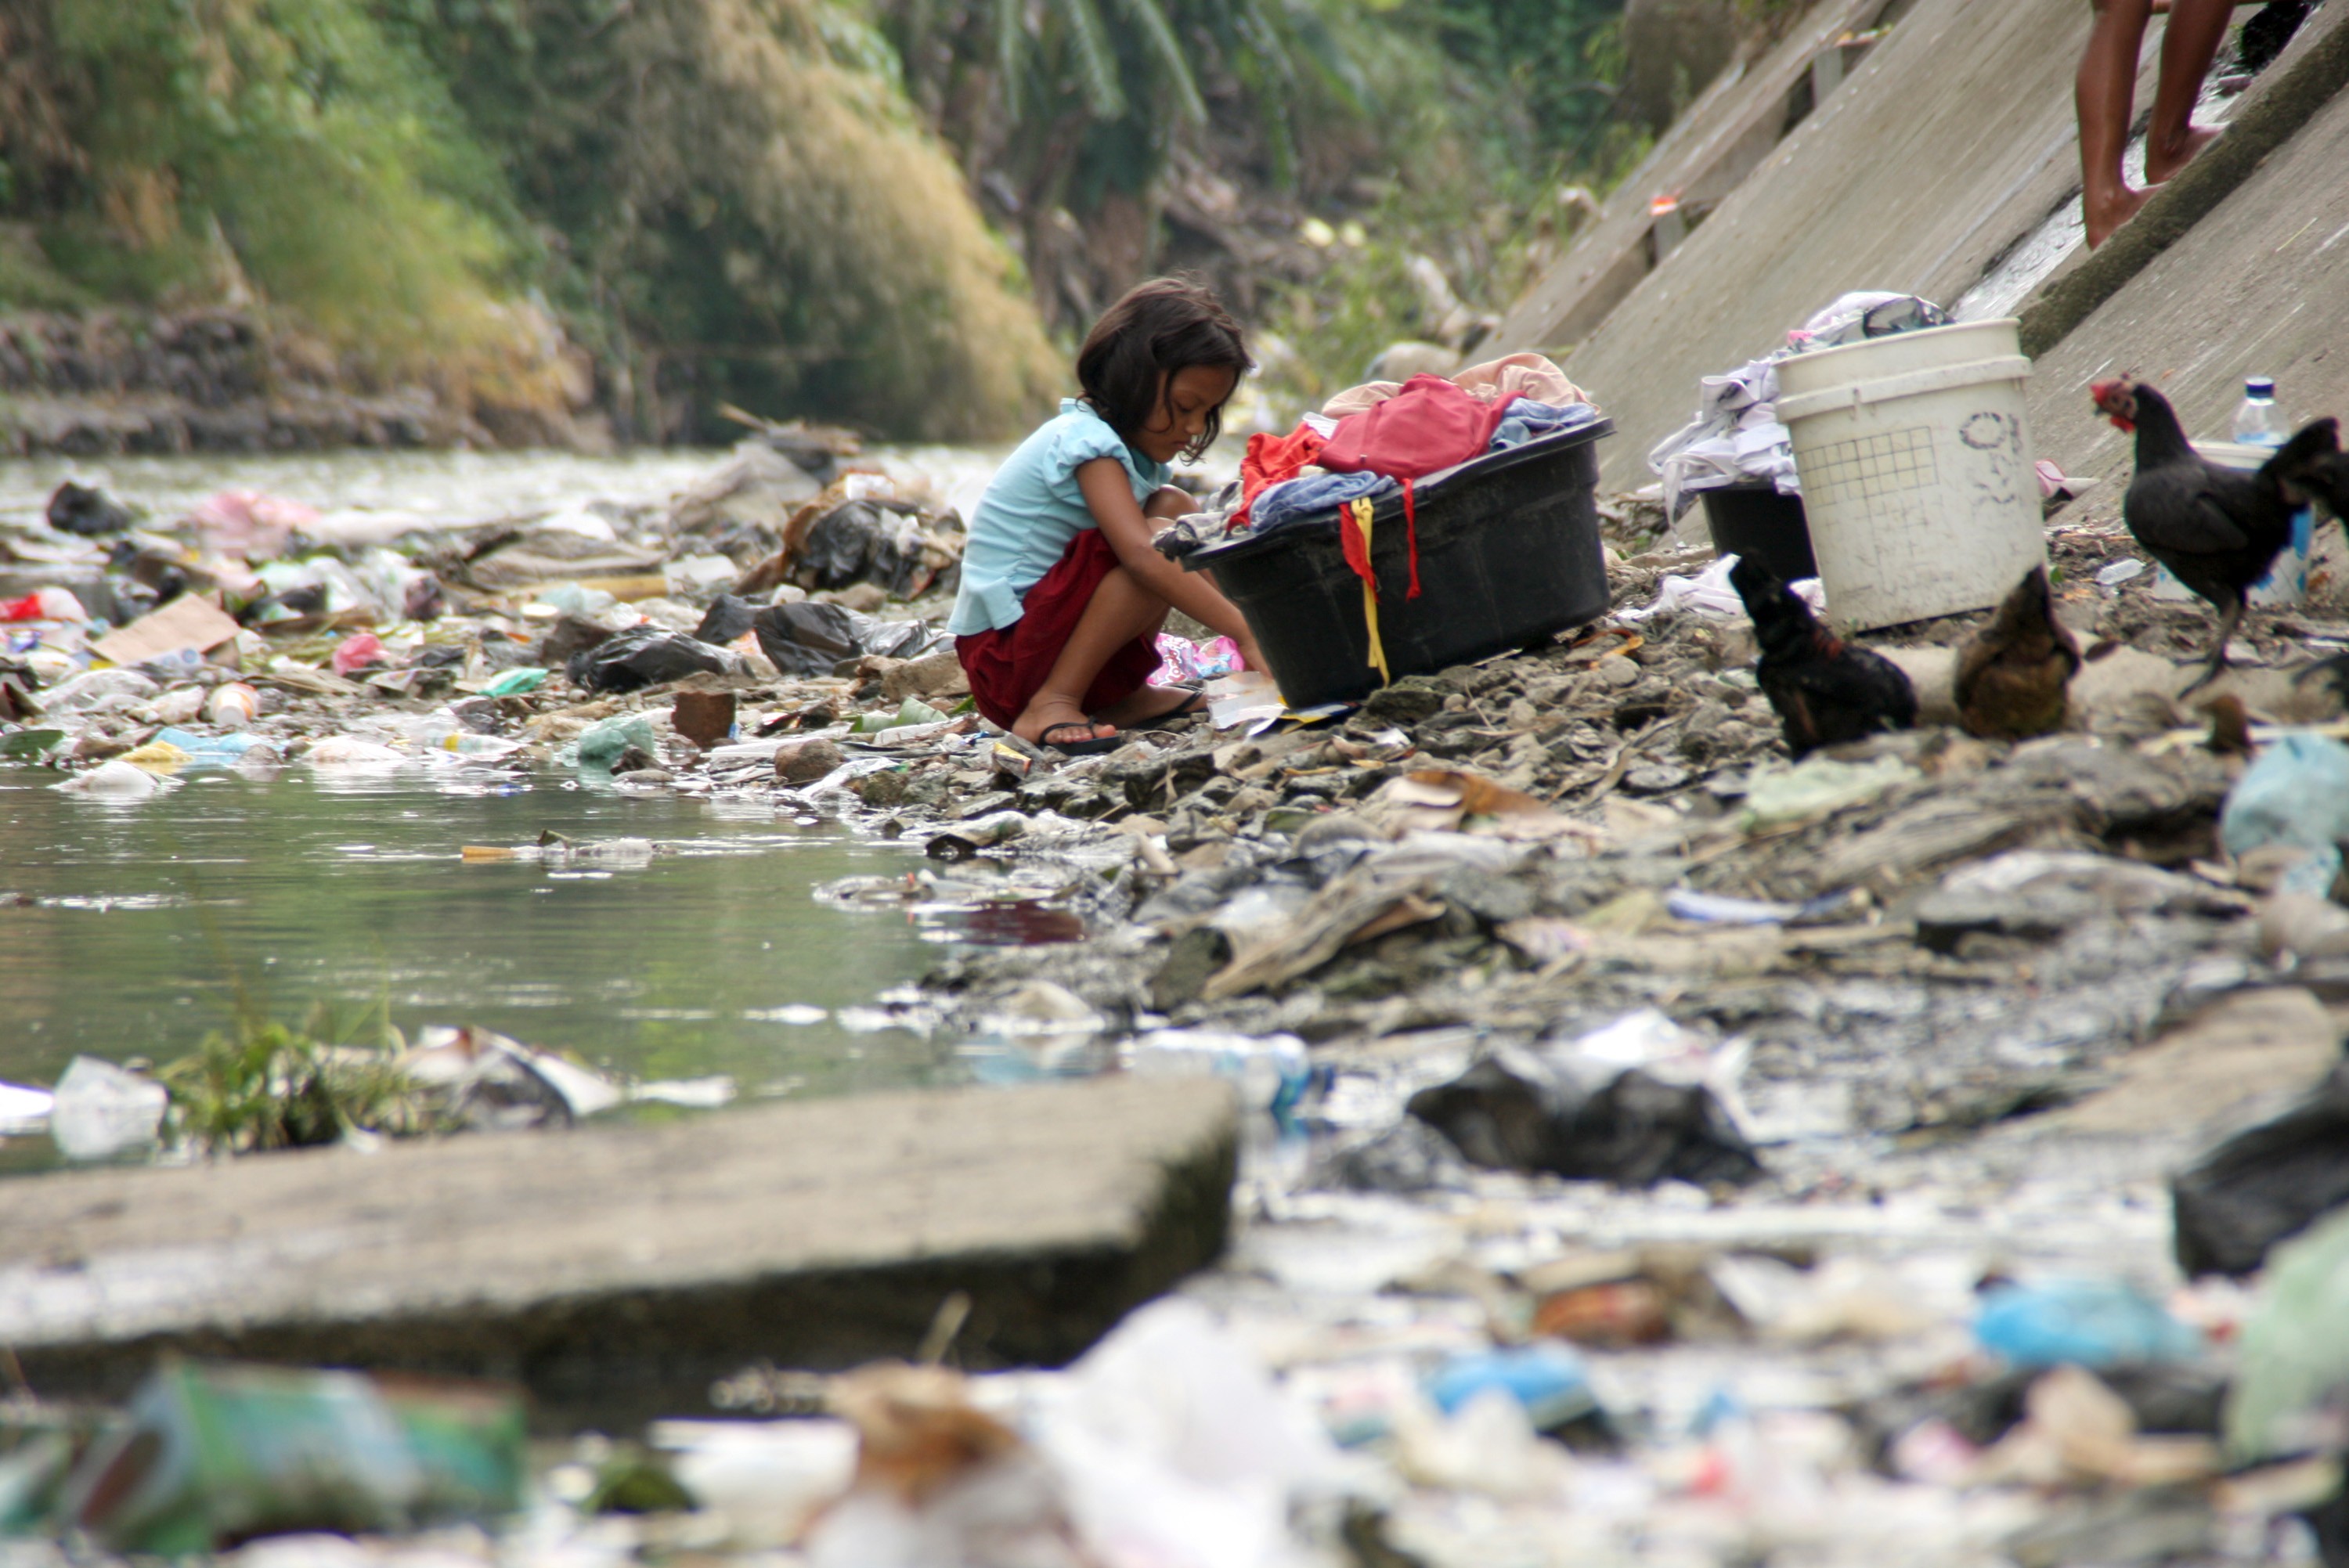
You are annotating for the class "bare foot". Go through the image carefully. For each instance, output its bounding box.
[1012,694,1114,749]
[2145,123,2218,185]
[1095,684,1203,729]
[2084,181,2150,249]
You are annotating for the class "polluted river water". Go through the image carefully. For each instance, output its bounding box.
[0,444,1055,1147]
[0,770,970,1105]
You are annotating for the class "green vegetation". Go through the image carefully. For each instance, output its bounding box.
[395,0,1062,442]
[161,996,416,1153]
[0,0,1646,440]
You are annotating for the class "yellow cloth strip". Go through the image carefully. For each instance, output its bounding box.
[1351,497,1390,686]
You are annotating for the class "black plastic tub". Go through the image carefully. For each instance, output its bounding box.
[1699,482,1815,581]
[1184,420,1612,708]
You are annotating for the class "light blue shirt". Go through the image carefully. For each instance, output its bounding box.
[947,400,1169,636]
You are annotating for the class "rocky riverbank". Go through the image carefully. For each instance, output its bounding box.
[8,438,2349,1564]
[0,307,597,459]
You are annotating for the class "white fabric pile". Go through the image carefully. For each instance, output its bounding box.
[1646,291,1948,523]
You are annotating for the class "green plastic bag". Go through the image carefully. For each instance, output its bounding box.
[853,697,948,734]
[60,1360,525,1553]
[574,713,657,771]
[481,667,548,697]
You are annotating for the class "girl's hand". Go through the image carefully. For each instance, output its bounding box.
[1076,459,1261,651]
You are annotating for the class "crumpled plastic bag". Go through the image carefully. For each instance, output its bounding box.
[1788,290,1948,351]
[1739,752,1914,831]
[793,499,954,597]
[1406,1033,1765,1189]
[1022,1299,1353,1568]
[1149,633,1246,687]
[2221,732,2349,895]
[752,603,944,679]
[566,626,730,694]
[574,713,659,772]
[189,488,321,562]
[1618,552,1825,622]
[46,481,135,537]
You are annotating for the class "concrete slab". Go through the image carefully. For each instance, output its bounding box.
[2059,986,2340,1141]
[2028,15,2349,487]
[0,1076,1239,1429]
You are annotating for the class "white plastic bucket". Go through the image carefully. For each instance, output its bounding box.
[1774,319,2046,632]
[2146,442,2310,608]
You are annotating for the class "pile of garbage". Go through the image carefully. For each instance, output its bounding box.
[0,424,974,788]
[14,411,2349,1564]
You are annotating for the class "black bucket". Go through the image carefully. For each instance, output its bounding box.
[1185,422,1613,708]
[1699,483,1816,581]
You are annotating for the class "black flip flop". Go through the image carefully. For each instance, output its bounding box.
[1145,684,1210,723]
[1038,721,1121,756]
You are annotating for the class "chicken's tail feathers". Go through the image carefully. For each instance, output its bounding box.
[2291,650,2349,706]
[2263,416,2341,475]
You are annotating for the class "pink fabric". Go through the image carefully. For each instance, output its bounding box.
[1321,351,1586,419]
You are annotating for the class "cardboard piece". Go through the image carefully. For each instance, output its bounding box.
[91,596,241,668]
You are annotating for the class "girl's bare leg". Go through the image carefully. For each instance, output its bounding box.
[1128,487,1265,671]
[1010,564,1174,747]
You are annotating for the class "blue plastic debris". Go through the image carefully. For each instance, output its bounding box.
[1974,1278,2203,1369]
[2221,733,2349,895]
[150,728,263,768]
[1424,1346,1597,1429]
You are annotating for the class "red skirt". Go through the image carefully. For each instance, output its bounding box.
[956,529,1159,731]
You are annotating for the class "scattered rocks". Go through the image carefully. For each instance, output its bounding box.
[773,737,846,784]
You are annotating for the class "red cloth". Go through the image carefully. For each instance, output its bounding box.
[1229,426,1327,532]
[1319,373,1513,479]
[954,528,1159,732]
[1319,374,1514,600]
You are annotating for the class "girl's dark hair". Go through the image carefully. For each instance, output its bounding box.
[1076,278,1252,462]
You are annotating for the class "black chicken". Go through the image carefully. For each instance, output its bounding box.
[2271,434,2349,524]
[2090,380,2339,691]
[1729,553,1917,757]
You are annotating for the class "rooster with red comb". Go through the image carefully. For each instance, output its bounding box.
[2090,378,2338,691]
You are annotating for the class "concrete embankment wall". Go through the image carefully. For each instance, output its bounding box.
[1520,0,2104,491]
[2027,20,2349,484]
[1503,0,2349,495]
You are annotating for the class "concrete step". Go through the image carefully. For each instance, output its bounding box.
[0,1076,1239,1429]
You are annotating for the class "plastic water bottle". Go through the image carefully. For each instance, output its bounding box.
[2234,376,2287,448]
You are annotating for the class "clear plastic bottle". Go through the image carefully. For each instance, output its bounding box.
[2234,376,2286,448]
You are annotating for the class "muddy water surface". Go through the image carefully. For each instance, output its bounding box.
[0,771,967,1099]
[0,442,1082,1123]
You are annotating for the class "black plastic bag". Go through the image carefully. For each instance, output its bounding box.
[796,500,937,597]
[47,481,134,536]
[694,593,758,646]
[751,602,942,677]
[2174,1058,2349,1277]
[565,626,729,693]
[1407,1049,1763,1189]
[797,502,886,591]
